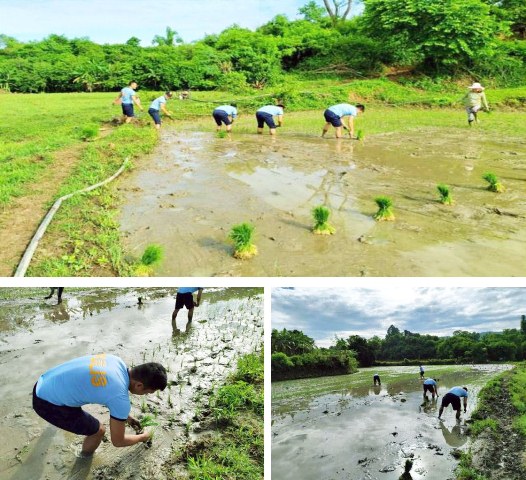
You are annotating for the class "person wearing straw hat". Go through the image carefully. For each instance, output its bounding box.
[462,82,489,126]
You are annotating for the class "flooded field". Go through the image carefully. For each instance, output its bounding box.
[120,127,526,276]
[271,364,512,480]
[0,287,263,480]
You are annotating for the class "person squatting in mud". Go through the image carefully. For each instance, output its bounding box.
[171,287,203,334]
[33,354,167,456]
[423,378,439,400]
[438,386,468,420]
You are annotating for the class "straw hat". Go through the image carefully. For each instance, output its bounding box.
[468,82,484,90]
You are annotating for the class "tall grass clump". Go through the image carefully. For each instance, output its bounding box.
[373,196,395,221]
[356,129,365,141]
[312,205,335,235]
[135,244,164,276]
[482,172,505,192]
[437,184,453,205]
[229,222,258,259]
[79,124,99,141]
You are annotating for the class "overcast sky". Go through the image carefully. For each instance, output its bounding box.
[272,287,525,347]
[0,0,362,45]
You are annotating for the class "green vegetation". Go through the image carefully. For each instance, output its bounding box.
[79,123,99,141]
[456,452,489,480]
[173,351,263,479]
[437,184,454,205]
[373,196,395,221]
[482,172,505,192]
[229,222,258,259]
[356,129,365,141]
[312,205,336,235]
[139,414,159,428]
[134,244,164,276]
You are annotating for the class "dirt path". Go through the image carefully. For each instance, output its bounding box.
[0,287,263,480]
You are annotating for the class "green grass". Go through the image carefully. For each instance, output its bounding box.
[173,350,263,480]
[456,452,490,480]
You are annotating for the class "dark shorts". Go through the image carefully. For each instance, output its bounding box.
[256,111,276,129]
[32,384,100,436]
[176,292,194,310]
[213,110,232,126]
[423,384,435,394]
[148,108,161,125]
[441,392,461,411]
[122,103,135,117]
[324,109,343,127]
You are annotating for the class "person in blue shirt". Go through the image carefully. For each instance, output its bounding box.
[148,92,173,129]
[419,365,425,379]
[171,287,204,334]
[32,354,167,456]
[256,104,285,135]
[373,373,381,386]
[423,378,439,400]
[113,81,143,124]
[438,386,468,419]
[322,103,365,139]
[212,104,238,133]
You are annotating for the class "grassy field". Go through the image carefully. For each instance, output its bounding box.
[1,78,525,276]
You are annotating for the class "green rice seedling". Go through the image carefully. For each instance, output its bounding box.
[140,400,147,413]
[482,172,505,192]
[141,244,163,266]
[216,130,228,139]
[437,184,453,205]
[140,414,159,428]
[312,205,336,235]
[229,222,258,259]
[373,196,395,221]
[79,124,99,141]
[356,129,365,141]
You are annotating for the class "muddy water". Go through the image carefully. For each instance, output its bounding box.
[0,287,263,480]
[120,128,526,276]
[271,365,511,480]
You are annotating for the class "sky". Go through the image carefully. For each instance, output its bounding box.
[272,287,525,347]
[0,0,359,45]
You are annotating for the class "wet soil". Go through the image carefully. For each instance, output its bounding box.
[0,287,263,480]
[271,365,512,480]
[120,128,526,276]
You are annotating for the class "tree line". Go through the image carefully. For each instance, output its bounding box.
[1,0,525,93]
[272,316,526,371]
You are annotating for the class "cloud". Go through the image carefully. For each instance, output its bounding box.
[272,287,525,347]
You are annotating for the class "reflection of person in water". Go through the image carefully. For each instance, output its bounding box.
[33,354,167,456]
[438,386,468,420]
[171,288,203,334]
[423,378,439,400]
[44,287,64,304]
[439,421,468,447]
[373,373,381,386]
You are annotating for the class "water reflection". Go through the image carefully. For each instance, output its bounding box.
[439,420,468,447]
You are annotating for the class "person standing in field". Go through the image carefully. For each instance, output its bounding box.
[148,91,173,129]
[44,287,64,304]
[462,82,489,126]
[419,365,425,379]
[32,354,167,456]
[256,104,285,135]
[438,386,468,420]
[423,378,439,400]
[212,104,238,133]
[321,103,365,139]
[113,81,143,123]
[171,288,203,334]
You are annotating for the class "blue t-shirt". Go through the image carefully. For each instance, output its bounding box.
[419,366,424,372]
[423,378,436,386]
[216,105,237,117]
[36,354,131,421]
[150,95,167,111]
[178,287,202,294]
[121,87,136,105]
[257,105,284,116]
[328,104,358,118]
[449,386,468,398]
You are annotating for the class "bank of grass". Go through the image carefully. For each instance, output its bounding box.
[26,123,158,276]
[173,351,263,480]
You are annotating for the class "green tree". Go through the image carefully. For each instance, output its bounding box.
[152,26,183,46]
[271,329,316,356]
[322,0,354,26]
[299,1,329,23]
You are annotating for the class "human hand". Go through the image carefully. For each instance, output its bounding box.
[127,416,141,431]
[194,301,199,307]
[140,429,153,442]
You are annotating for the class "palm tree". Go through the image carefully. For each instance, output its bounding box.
[152,27,183,46]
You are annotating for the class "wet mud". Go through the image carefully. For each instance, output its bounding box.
[120,128,526,276]
[271,365,512,480]
[0,287,263,480]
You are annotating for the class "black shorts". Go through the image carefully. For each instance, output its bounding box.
[32,384,100,436]
[423,384,435,394]
[122,103,135,117]
[441,392,461,411]
[213,110,232,126]
[256,111,276,129]
[176,292,194,310]
[148,108,161,125]
[323,109,343,127]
